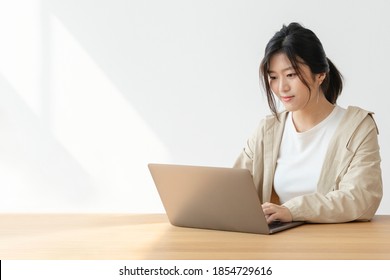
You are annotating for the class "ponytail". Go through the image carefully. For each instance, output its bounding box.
[322,58,343,104]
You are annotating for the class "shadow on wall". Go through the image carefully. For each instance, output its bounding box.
[0,1,266,212]
[0,1,175,212]
[0,73,95,211]
[43,0,263,165]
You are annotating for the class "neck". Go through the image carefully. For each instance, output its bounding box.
[291,96,335,132]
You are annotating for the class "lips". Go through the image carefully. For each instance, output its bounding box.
[280,96,294,102]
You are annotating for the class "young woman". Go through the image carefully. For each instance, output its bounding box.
[234,22,383,223]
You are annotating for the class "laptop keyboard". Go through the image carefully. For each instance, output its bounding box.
[268,220,287,230]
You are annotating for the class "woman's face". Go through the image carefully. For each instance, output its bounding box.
[268,52,321,112]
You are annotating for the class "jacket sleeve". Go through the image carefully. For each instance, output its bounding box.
[233,119,265,171]
[283,115,383,223]
[233,119,266,199]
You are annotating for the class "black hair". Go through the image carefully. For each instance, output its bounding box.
[260,22,343,117]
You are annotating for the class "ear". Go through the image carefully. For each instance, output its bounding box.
[317,72,326,85]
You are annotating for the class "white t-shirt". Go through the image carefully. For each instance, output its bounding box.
[274,105,346,204]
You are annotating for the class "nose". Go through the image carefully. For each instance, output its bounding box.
[278,77,290,94]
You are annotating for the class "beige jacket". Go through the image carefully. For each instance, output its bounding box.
[234,106,383,223]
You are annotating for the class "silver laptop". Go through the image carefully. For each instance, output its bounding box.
[148,163,304,234]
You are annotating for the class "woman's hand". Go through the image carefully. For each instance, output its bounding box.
[262,202,293,224]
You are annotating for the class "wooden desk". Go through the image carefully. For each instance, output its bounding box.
[0,214,389,260]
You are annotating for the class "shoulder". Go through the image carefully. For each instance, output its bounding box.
[334,106,380,151]
[249,111,288,142]
[344,106,379,134]
[264,110,288,129]
[345,105,373,116]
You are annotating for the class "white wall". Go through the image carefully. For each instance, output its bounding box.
[0,0,389,214]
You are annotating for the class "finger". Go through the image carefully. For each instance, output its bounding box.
[261,202,273,213]
[262,206,273,216]
[262,202,272,209]
[266,213,279,224]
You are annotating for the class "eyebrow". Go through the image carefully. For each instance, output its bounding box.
[267,66,295,73]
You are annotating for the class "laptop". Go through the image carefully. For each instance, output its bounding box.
[148,163,304,234]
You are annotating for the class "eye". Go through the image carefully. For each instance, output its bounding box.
[268,75,277,80]
[287,73,297,78]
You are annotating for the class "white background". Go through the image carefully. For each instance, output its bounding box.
[0,0,388,214]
